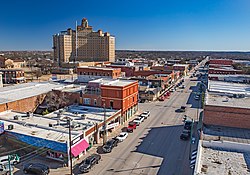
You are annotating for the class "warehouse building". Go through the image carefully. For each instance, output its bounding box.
[0,105,121,166]
[203,81,250,129]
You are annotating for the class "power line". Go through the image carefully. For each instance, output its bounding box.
[0,127,69,156]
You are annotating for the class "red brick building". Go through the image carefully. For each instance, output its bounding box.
[203,81,250,129]
[77,66,121,82]
[208,68,243,74]
[106,65,135,77]
[81,79,139,124]
[0,69,25,84]
[0,82,81,113]
[204,105,250,129]
[209,59,233,65]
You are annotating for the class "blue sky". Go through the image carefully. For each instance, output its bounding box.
[0,0,250,51]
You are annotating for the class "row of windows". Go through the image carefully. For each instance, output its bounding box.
[79,71,113,76]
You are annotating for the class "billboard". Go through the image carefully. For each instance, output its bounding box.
[0,121,4,134]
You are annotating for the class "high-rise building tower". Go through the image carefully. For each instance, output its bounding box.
[53,18,115,66]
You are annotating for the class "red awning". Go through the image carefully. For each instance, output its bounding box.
[71,139,89,157]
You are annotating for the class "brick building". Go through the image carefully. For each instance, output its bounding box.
[0,69,25,84]
[0,72,2,87]
[208,67,243,74]
[0,56,26,69]
[77,66,121,82]
[209,59,233,65]
[53,18,115,66]
[107,64,135,77]
[81,79,139,125]
[203,81,250,129]
[0,82,81,113]
[0,56,5,68]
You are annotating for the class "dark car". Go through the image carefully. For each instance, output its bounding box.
[184,120,193,130]
[179,106,186,112]
[102,139,118,153]
[79,154,101,173]
[23,163,49,175]
[127,122,137,133]
[180,130,191,140]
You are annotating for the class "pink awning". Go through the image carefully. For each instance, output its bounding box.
[71,139,89,157]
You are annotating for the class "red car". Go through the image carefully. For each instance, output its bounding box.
[159,96,166,101]
[127,122,136,132]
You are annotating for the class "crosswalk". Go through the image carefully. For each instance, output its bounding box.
[190,149,197,168]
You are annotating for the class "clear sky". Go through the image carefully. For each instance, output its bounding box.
[0,0,250,51]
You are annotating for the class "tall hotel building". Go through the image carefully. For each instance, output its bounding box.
[53,18,115,66]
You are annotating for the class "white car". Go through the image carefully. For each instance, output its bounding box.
[116,132,128,142]
[133,117,144,126]
[140,111,150,119]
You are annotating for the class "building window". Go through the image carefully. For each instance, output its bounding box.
[84,98,90,105]
[110,101,113,109]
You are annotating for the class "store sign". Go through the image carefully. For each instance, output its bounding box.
[106,122,119,130]
[0,121,4,134]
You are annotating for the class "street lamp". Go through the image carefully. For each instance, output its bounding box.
[61,116,73,175]
[183,115,194,160]
[102,101,107,145]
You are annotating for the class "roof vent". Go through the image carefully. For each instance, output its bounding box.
[222,98,229,102]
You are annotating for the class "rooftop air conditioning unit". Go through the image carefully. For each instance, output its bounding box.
[81,114,86,120]
[13,115,20,120]
[8,124,14,130]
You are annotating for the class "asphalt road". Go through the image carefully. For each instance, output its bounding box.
[86,76,201,175]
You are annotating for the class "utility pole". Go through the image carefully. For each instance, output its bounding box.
[68,119,73,175]
[8,155,12,175]
[103,103,107,145]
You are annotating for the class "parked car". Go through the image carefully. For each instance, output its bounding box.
[133,117,144,126]
[180,85,185,89]
[140,111,150,119]
[184,120,193,130]
[0,164,14,175]
[180,130,191,140]
[169,89,175,92]
[159,96,166,101]
[116,132,128,142]
[102,139,118,153]
[79,154,101,173]
[0,154,20,165]
[179,106,186,112]
[23,163,49,175]
[194,95,200,100]
[127,122,137,132]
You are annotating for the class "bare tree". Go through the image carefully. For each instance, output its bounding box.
[45,91,71,112]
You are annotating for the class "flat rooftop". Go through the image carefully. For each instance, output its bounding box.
[209,74,250,78]
[203,125,250,144]
[0,82,80,104]
[89,78,137,87]
[199,147,250,174]
[173,64,189,67]
[0,105,119,142]
[77,66,120,71]
[206,93,250,109]
[206,80,250,108]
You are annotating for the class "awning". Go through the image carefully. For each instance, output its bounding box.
[71,139,89,157]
